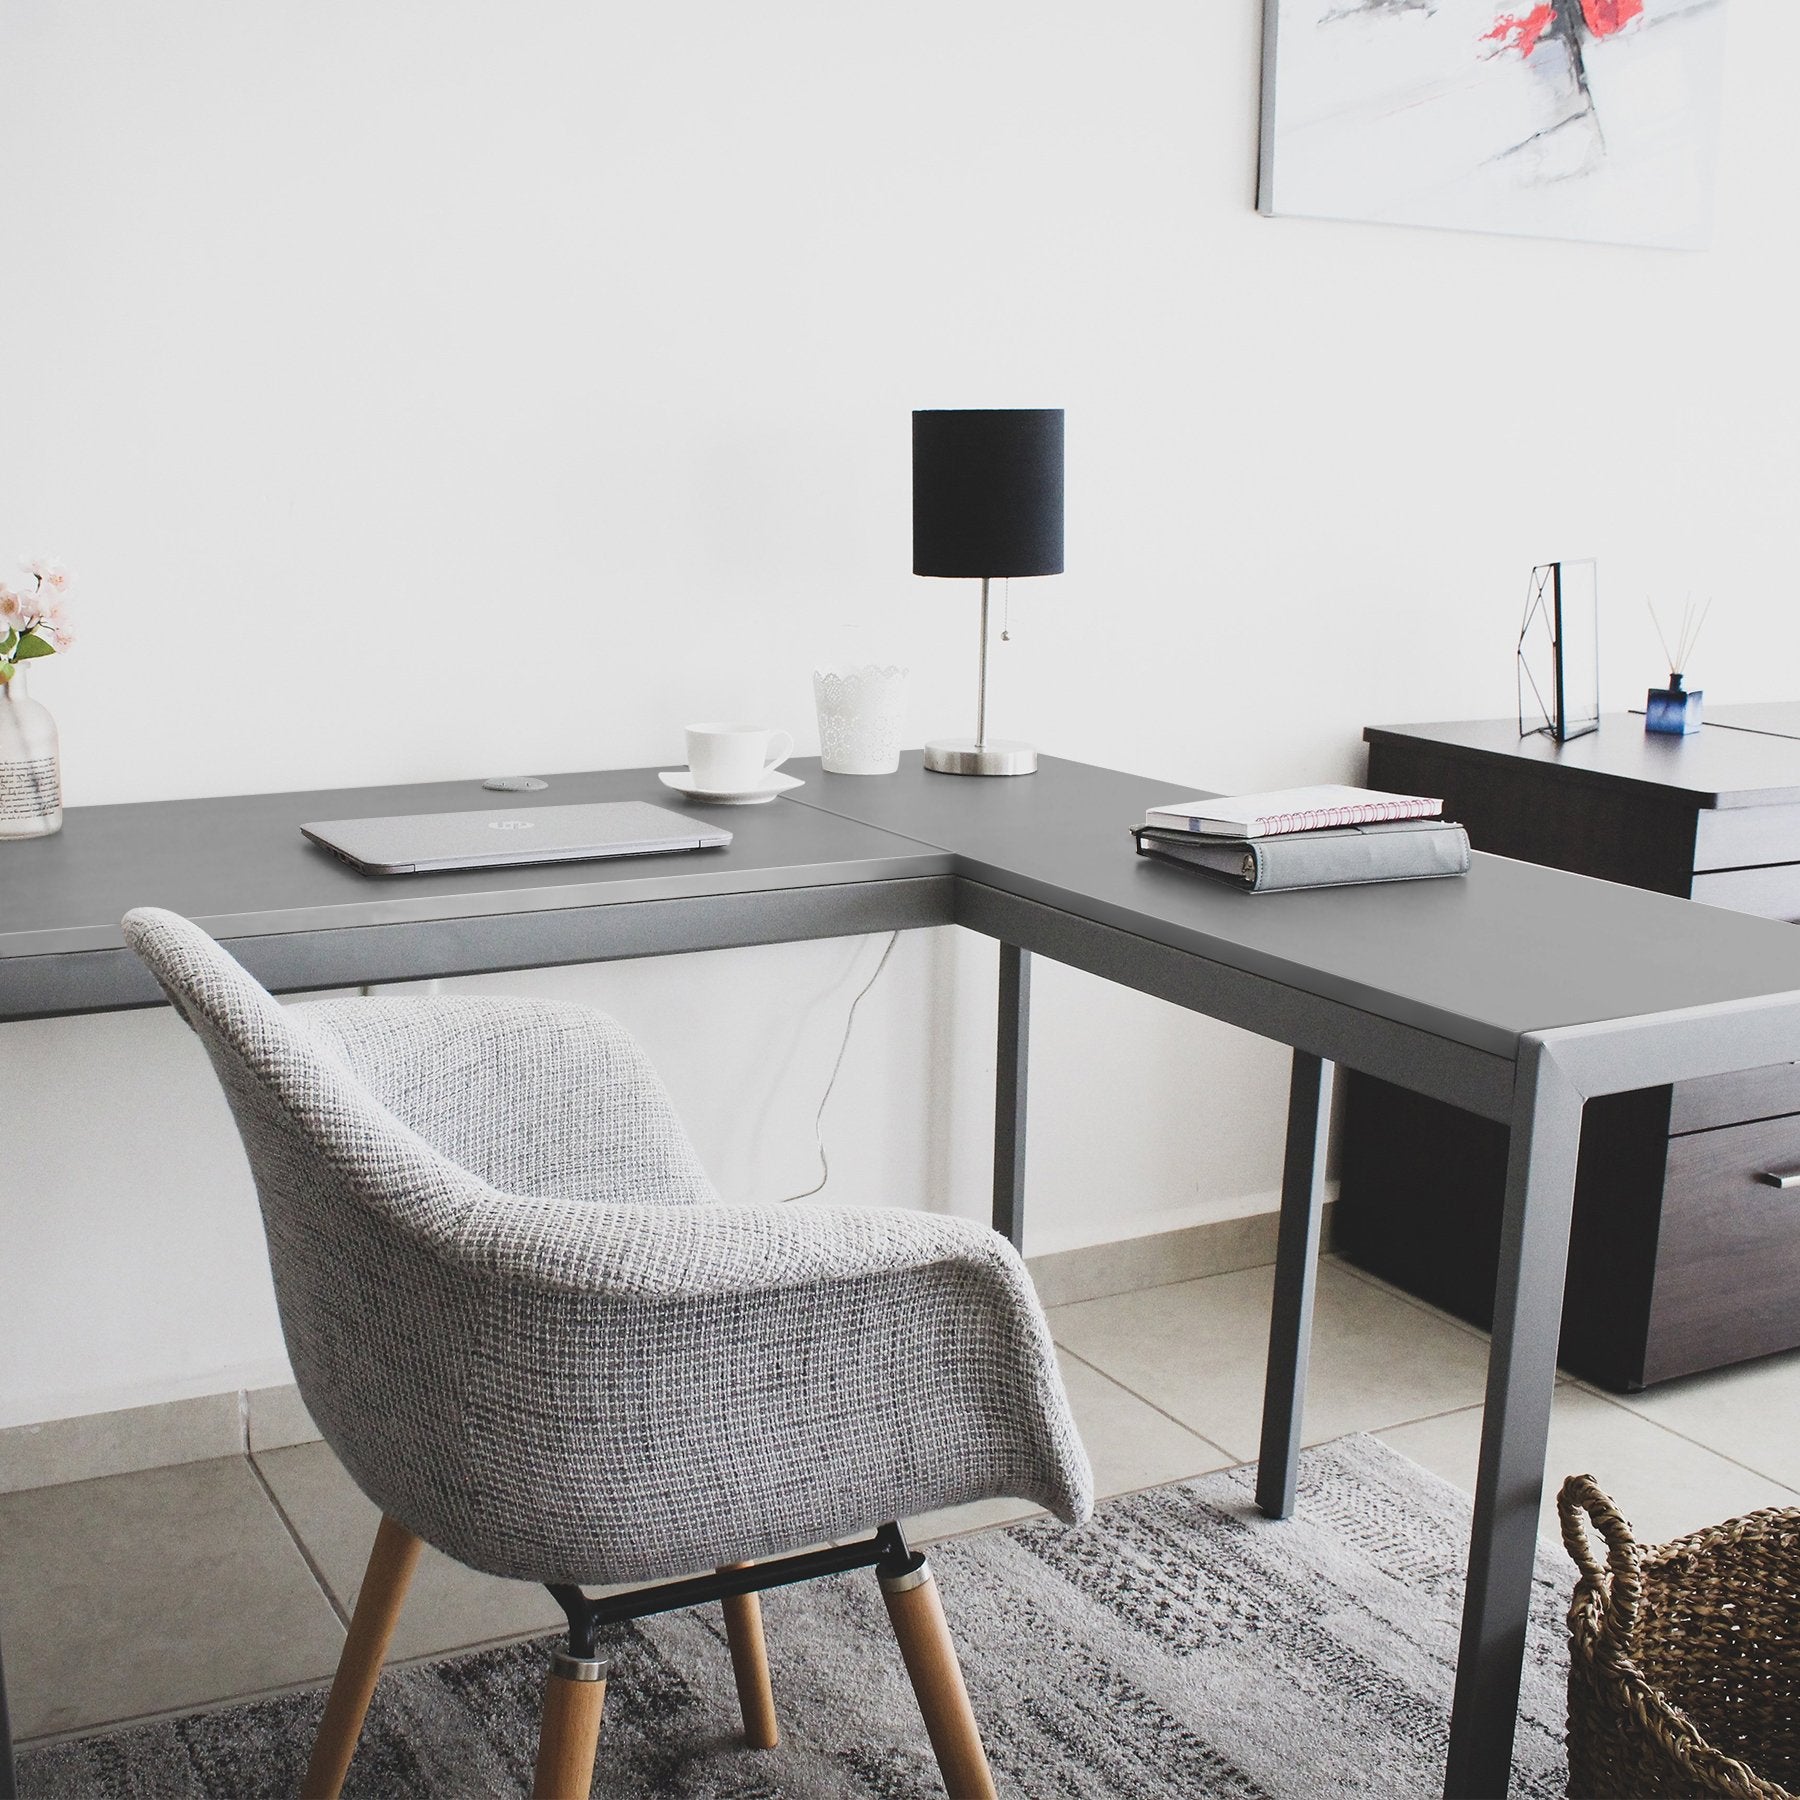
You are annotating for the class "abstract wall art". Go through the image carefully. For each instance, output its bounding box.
[1258,0,1728,248]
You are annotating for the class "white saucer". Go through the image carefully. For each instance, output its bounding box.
[658,768,805,806]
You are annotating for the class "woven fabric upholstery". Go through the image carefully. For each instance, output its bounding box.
[122,907,1093,1586]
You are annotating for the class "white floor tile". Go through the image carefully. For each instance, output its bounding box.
[1599,1347,1800,1492]
[1058,1350,1233,1498]
[1050,1260,1491,1461]
[904,1495,1043,1545]
[0,1457,342,1740]
[1378,1385,1800,1548]
[255,1440,566,1659]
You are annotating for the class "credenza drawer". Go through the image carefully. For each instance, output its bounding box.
[1671,1064,1800,1133]
[1689,864,1800,921]
[1695,803,1800,872]
[1646,1112,1800,1381]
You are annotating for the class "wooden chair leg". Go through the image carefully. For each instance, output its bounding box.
[719,1563,779,1749]
[880,1556,997,1800]
[533,1653,608,1799]
[303,1514,423,1799]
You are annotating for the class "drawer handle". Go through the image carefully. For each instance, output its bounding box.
[1755,1169,1800,1190]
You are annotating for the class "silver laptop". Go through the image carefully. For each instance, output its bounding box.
[302,801,732,875]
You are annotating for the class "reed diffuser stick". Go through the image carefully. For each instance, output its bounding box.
[1681,598,1712,671]
[1648,595,1713,676]
[1649,599,1677,672]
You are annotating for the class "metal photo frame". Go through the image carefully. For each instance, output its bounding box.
[1518,560,1599,743]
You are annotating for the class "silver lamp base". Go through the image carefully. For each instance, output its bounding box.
[923,737,1038,777]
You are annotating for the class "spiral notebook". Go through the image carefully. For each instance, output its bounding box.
[1143,784,1443,839]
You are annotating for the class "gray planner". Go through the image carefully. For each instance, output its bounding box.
[1134,819,1472,892]
[302,801,731,875]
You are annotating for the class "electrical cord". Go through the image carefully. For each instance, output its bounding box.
[779,930,900,1202]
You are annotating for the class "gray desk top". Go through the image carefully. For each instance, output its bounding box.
[11,752,1800,1067]
[0,768,949,959]
[1364,715,1800,808]
[1705,702,1800,744]
[787,754,1800,1062]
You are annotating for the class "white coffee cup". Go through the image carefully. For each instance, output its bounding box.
[685,722,793,793]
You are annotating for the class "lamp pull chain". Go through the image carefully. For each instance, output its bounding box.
[1001,578,1011,642]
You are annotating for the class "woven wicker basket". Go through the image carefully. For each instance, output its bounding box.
[1559,1474,1800,1799]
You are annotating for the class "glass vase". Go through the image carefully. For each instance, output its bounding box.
[0,669,63,838]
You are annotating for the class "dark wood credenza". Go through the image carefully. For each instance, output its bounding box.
[1342,708,1800,1390]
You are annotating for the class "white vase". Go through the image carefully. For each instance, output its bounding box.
[813,665,908,774]
[0,669,63,839]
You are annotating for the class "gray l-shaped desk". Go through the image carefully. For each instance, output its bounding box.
[10,748,1800,1798]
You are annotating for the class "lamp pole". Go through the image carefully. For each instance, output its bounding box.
[976,577,990,751]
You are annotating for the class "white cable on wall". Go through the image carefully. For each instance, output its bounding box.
[780,930,901,1203]
[360,952,892,1207]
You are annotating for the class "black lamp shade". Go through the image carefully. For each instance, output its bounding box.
[912,408,1064,579]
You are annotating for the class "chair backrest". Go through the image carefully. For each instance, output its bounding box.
[123,907,501,1550]
[122,907,485,1239]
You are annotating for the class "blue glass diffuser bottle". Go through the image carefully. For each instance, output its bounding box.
[1646,673,1703,736]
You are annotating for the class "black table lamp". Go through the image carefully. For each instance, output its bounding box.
[913,407,1063,776]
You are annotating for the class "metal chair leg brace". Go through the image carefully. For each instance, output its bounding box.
[547,1521,917,1660]
[541,1520,996,1799]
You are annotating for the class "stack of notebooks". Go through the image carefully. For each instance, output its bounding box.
[1132,784,1471,894]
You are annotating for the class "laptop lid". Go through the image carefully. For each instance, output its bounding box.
[302,801,732,875]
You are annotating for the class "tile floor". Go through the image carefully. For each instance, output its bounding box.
[5,1254,1798,1751]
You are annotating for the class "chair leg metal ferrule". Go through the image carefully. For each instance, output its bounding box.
[550,1651,609,1683]
[877,1552,933,1596]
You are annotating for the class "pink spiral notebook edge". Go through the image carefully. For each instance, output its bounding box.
[1144,787,1444,838]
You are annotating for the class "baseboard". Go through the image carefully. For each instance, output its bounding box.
[3,1209,1330,1492]
[1027,1202,1335,1309]
[0,1384,320,1495]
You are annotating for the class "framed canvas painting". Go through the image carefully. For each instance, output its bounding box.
[1258,0,1728,248]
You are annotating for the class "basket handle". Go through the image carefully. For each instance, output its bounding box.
[1558,1473,1644,1641]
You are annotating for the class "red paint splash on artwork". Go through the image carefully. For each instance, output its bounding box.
[1485,0,1644,55]
[1579,0,1643,34]
[1483,3,1556,56]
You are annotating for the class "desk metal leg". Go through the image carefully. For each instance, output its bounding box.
[1256,1051,1334,1520]
[993,944,1029,1251]
[1,1625,16,1800]
[1443,1042,1582,1800]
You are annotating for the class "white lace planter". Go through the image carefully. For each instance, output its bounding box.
[812,665,907,774]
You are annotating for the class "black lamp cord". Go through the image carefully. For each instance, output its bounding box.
[779,930,901,1203]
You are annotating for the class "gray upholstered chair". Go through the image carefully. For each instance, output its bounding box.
[123,907,1091,1798]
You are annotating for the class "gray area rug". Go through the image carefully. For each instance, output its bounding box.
[18,1436,1571,1797]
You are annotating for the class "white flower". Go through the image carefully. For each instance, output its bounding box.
[0,585,22,625]
[24,556,71,593]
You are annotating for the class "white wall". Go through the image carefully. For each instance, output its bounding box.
[2,0,1795,1427]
